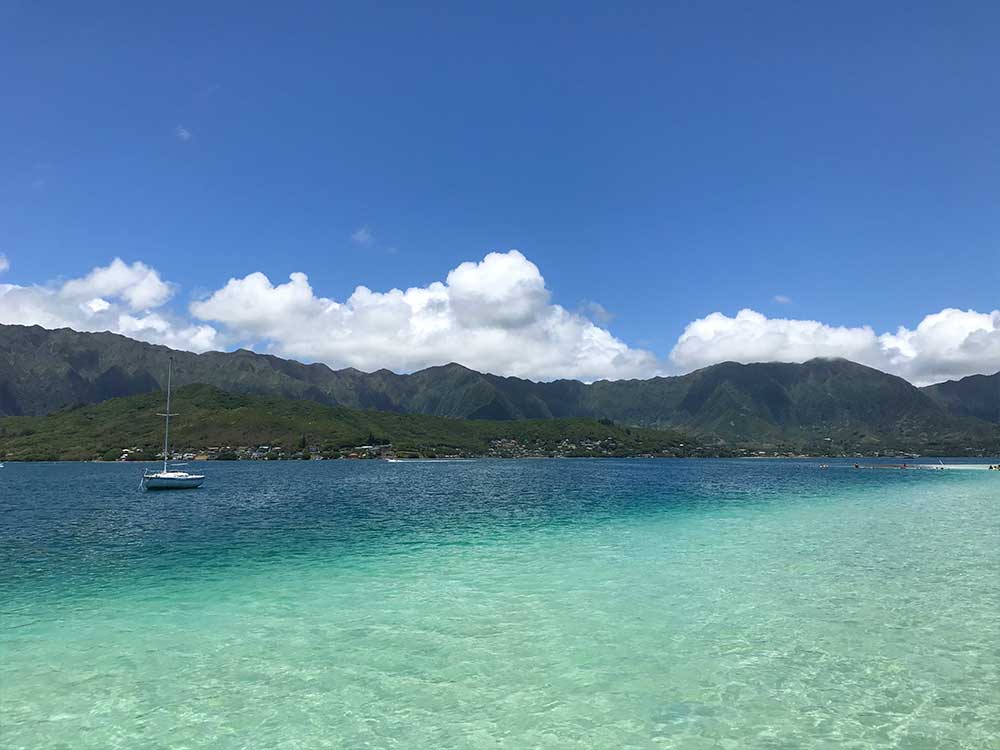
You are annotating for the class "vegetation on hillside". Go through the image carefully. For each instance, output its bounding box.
[922,372,1000,424]
[0,385,696,461]
[2,383,997,462]
[2,325,998,457]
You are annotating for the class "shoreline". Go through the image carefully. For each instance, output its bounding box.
[4,455,999,465]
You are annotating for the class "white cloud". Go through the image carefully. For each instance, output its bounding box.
[175,125,192,142]
[0,254,8,273]
[85,297,111,313]
[116,312,220,352]
[0,258,219,353]
[190,250,658,381]
[672,310,879,369]
[2,252,996,386]
[670,308,1000,386]
[879,308,1000,384]
[773,294,792,304]
[60,258,174,311]
[351,226,373,245]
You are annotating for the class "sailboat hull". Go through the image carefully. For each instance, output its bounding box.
[142,473,205,490]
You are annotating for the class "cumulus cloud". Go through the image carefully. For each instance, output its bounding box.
[0,254,8,273]
[670,308,1000,386]
[2,251,996,385]
[175,125,192,142]
[879,308,1000,385]
[0,258,219,352]
[60,258,174,310]
[190,250,658,381]
[671,310,880,369]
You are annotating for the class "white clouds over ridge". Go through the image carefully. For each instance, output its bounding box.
[60,258,174,311]
[672,308,1000,385]
[0,258,219,352]
[0,251,996,385]
[880,308,1000,384]
[189,251,658,381]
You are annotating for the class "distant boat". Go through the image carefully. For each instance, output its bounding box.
[141,357,205,491]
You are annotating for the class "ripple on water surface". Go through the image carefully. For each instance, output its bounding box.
[2,459,999,749]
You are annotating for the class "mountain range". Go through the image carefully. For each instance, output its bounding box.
[1,324,998,453]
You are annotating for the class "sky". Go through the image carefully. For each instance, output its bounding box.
[1,1,998,385]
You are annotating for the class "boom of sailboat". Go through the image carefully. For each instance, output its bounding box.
[141,357,205,490]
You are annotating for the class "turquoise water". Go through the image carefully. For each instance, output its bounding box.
[2,459,998,749]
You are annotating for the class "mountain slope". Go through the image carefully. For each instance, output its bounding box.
[922,371,1000,424]
[2,324,997,452]
[0,325,523,418]
[0,385,694,461]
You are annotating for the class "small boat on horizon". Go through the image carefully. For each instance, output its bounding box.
[141,357,205,491]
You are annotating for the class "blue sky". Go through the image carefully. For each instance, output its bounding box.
[2,2,998,383]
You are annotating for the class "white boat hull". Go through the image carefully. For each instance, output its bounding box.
[142,472,205,490]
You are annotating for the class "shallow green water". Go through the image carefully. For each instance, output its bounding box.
[2,460,998,748]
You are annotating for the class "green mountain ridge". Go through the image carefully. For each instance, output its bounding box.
[0,384,694,461]
[1,324,998,453]
[2,383,996,461]
[923,372,1000,424]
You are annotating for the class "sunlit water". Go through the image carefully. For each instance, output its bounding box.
[2,459,998,749]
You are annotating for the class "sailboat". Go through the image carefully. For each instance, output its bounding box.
[141,357,205,490]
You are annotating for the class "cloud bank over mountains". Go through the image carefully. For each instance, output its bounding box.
[1,251,996,385]
[671,308,1000,387]
[187,250,659,381]
[0,258,218,353]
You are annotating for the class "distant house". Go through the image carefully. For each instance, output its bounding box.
[354,444,392,456]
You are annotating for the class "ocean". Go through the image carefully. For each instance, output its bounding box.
[2,459,998,749]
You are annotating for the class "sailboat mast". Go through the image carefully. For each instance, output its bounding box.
[162,357,172,472]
